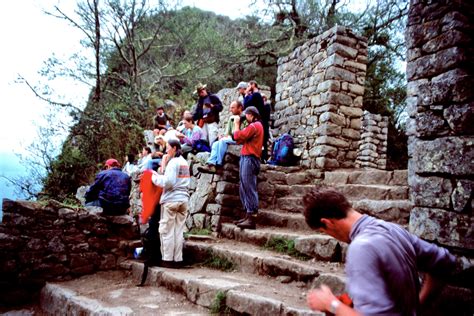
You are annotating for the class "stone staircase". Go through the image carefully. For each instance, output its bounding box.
[37,168,411,315]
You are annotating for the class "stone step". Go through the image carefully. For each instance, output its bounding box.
[40,270,209,315]
[256,209,311,231]
[184,239,345,285]
[124,260,328,315]
[333,184,409,200]
[323,169,408,186]
[220,223,347,262]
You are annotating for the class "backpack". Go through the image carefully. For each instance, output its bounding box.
[269,133,294,166]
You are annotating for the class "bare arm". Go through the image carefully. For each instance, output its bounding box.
[307,285,361,316]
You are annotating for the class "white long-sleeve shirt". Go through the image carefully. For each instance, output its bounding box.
[151,155,190,204]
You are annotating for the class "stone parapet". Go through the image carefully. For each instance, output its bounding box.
[0,199,139,305]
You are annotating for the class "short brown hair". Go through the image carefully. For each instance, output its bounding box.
[303,187,351,229]
[183,113,194,123]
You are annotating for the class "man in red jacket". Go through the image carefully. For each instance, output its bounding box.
[232,106,264,229]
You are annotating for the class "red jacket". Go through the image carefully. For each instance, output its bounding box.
[233,121,264,158]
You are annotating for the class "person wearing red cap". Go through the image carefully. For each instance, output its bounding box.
[85,158,132,215]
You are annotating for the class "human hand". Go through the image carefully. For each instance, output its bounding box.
[307,285,338,312]
[232,115,240,124]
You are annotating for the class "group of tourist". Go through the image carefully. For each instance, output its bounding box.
[82,80,461,315]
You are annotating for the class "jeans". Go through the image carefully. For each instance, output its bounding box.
[207,137,235,166]
[239,155,260,214]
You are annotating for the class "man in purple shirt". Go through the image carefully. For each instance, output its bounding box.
[302,187,457,316]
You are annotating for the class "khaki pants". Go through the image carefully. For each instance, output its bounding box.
[159,201,188,262]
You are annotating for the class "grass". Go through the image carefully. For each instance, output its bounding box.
[263,237,311,260]
[186,227,212,236]
[201,250,235,272]
[209,291,231,314]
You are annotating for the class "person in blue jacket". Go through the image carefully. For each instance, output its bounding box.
[85,158,132,215]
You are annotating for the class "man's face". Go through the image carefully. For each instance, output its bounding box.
[238,87,246,95]
[318,219,349,243]
[157,108,164,115]
[198,89,207,97]
[245,113,253,122]
[230,102,241,115]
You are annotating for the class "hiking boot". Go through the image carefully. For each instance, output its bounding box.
[237,215,256,230]
[197,164,217,174]
[232,214,249,225]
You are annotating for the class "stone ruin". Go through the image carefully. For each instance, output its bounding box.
[1,1,473,308]
[405,0,473,252]
[273,26,368,170]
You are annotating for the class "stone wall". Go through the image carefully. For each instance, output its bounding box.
[355,111,389,170]
[274,25,367,169]
[0,199,138,305]
[406,0,474,252]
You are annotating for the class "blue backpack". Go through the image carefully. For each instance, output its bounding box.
[269,133,294,166]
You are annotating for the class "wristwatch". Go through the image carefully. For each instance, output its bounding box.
[329,299,341,314]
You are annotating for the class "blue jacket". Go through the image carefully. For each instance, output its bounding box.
[85,167,131,209]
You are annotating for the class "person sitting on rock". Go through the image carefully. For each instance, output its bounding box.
[85,158,132,215]
[198,100,247,173]
[137,146,153,172]
[192,83,223,146]
[232,106,264,230]
[122,153,139,176]
[175,113,209,158]
[146,135,167,171]
[153,105,172,131]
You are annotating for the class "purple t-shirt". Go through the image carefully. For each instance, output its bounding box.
[346,215,456,316]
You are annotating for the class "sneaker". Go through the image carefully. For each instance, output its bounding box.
[237,215,256,230]
[197,164,217,174]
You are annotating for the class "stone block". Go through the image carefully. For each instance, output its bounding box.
[226,290,283,315]
[309,145,338,158]
[451,180,474,213]
[344,60,367,72]
[315,123,342,136]
[319,112,346,126]
[316,157,339,169]
[324,66,356,83]
[409,174,452,209]
[327,42,358,59]
[318,53,345,69]
[350,118,361,129]
[317,80,340,93]
[415,111,448,137]
[316,136,350,148]
[411,137,474,175]
[348,83,365,96]
[444,103,474,134]
[294,235,341,261]
[339,106,363,118]
[422,29,470,54]
[407,46,468,81]
[409,207,473,250]
[342,128,360,140]
[313,104,338,114]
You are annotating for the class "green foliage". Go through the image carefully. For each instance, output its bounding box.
[202,250,235,272]
[209,291,232,315]
[263,237,310,260]
[185,228,212,237]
